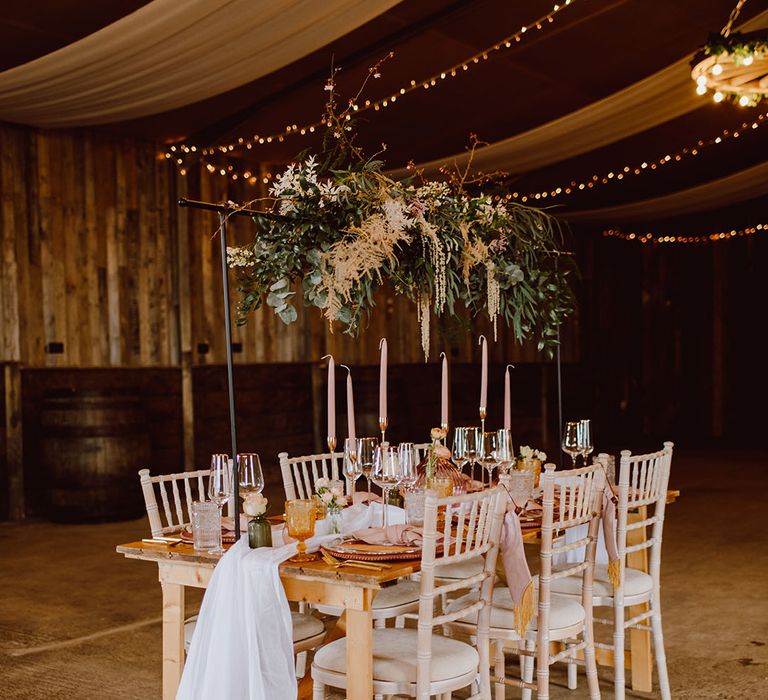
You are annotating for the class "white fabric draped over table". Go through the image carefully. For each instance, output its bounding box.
[388,10,768,178]
[176,503,404,700]
[0,0,402,127]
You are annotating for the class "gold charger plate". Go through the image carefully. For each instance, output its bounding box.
[322,540,422,562]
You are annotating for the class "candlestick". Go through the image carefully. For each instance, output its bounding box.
[322,354,336,450]
[340,364,356,441]
[379,338,387,441]
[479,406,486,487]
[440,351,448,430]
[504,364,514,432]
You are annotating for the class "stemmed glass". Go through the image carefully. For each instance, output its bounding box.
[357,437,379,503]
[562,421,581,467]
[452,427,470,476]
[343,438,361,495]
[398,442,417,492]
[454,427,480,482]
[496,429,513,474]
[372,446,403,527]
[578,419,594,465]
[208,454,232,554]
[285,499,317,562]
[237,453,264,498]
[479,432,499,486]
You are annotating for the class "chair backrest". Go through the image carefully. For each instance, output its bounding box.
[139,467,210,536]
[538,463,604,686]
[416,486,507,699]
[279,442,432,502]
[412,442,431,465]
[616,441,674,584]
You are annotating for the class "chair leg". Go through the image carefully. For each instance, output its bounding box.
[536,633,550,700]
[493,641,506,700]
[613,603,626,700]
[567,642,578,689]
[651,603,671,700]
[521,639,534,700]
[583,627,600,700]
[312,678,325,700]
[295,650,307,678]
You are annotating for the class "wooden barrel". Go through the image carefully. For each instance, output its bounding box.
[42,390,150,523]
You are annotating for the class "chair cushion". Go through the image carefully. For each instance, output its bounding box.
[446,586,585,633]
[313,628,478,683]
[183,612,324,653]
[550,565,652,599]
[292,612,325,643]
[434,556,485,580]
[373,580,420,610]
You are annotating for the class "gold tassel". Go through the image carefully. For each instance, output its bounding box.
[607,558,621,591]
[514,579,535,638]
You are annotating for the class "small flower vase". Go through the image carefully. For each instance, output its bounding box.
[327,506,342,535]
[248,516,272,549]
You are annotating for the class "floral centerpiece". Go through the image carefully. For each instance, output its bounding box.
[415,427,464,496]
[314,477,346,533]
[243,493,271,548]
[226,67,575,360]
[516,445,547,487]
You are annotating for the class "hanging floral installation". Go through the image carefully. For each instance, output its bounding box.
[226,63,575,358]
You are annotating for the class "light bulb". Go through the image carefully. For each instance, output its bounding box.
[713,91,725,102]
[696,84,707,95]
[743,55,754,66]
[696,75,707,86]
[712,63,723,76]
[739,95,750,107]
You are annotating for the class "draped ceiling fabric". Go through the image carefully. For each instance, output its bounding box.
[389,10,768,179]
[562,161,768,223]
[0,0,402,127]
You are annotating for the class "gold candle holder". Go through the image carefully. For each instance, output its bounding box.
[378,417,388,444]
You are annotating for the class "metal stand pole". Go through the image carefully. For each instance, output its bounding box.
[218,212,239,538]
[556,332,563,469]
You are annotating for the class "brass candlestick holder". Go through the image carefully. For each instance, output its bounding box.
[479,407,486,487]
[379,417,388,444]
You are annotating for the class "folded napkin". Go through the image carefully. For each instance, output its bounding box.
[352,492,382,505]
[499,502,534,637]
[351,524,436,546]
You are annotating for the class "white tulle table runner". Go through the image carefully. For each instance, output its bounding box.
[176,503,405,700]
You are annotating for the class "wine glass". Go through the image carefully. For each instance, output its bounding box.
[578,419,594,465]
[562,422,581,467]
[285,499,317,562]
[496,428,513,474]
[453,427,469,475]
[208,454,232,554]
[343,437,361,495]
[458,426,480,483]
[237,453,264,498]
[372,446,402,527]
[357,437,379,503]
[398,442,417,492]
[479,431,499,485]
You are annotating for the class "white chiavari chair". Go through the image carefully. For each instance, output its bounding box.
[279,449,422,628]
[138,468,326,675]
[311,486,507,700]
[551,442,674,699]
[445,463,603,700]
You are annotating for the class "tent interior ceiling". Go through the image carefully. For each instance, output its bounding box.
[1,0,765,221]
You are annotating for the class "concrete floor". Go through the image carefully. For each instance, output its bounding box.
[0,449,766,698]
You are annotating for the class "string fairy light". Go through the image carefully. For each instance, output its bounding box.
[511,112,767,203]
[602,223,766,245]
[165,0,579,174]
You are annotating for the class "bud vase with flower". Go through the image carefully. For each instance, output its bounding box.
[516,445,547,487]
[315,478,346,534]
[243,493,271,548]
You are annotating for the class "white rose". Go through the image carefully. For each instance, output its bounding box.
[536,451,547,461]
[243,493,267,517]
[330,484,344,499]
[320,491,334,504]
[315,477,329,491]
[520,445,533,459]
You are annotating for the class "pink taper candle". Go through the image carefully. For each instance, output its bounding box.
[440,352,448,428]
[341,365,356,440]
[322,354,335,447]
[378,338,388,425]
[479,335,488,410]
[504,364,514,431]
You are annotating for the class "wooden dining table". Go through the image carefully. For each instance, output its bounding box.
[116,539,422,700]
[117,489,677,699]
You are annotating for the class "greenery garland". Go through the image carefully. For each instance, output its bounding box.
[227,67,575,358]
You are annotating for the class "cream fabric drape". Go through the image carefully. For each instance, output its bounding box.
[561,161,768,223]
[390,10,768,178]
[0,0,402,127]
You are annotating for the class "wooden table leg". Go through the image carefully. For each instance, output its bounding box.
[161,581,186,700]
[627,507,652,693]
[345,594,374,700]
